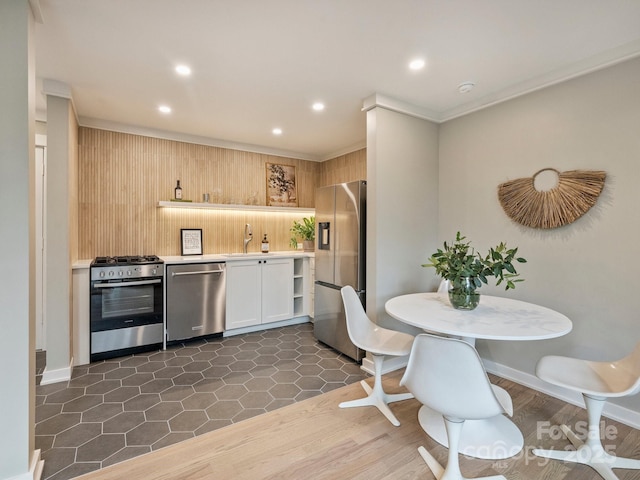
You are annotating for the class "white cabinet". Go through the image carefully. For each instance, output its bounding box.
[262,258,294,323]
[225,260,261,329]
[226,257,294,330]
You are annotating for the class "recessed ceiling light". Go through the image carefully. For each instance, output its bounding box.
[272,128,283,135]
[158,105,172,114]
[458,81,476,93]
[409,59,425,71]
[175,65,192,76]
[312,102,325,111]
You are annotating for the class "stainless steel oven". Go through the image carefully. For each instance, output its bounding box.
[90,256,164,361]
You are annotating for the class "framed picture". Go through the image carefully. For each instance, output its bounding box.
[266,163,298,207]
[181,228,203,256]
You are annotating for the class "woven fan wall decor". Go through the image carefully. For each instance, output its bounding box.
[497,168,606,229]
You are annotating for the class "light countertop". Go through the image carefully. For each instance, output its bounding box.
[73,251,313,269]
[162,251,313,264]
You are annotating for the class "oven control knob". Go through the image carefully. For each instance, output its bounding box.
[152,268,157,275]
[119,271,123,277]
[99,271,105,278]
[127,270,132,276]
[109,271,114,277]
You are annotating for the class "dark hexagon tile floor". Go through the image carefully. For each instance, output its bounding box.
[36,323,367,480]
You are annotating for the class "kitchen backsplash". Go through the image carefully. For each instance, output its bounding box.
[78,127,365,258]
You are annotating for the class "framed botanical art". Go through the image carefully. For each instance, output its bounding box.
[266,163,298,207]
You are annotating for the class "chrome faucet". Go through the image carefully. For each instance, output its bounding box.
[243,223,253,253]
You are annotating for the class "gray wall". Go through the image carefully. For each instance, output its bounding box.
[366,106,440,332]
[45,95,75,376]
[438,56,640,412]
[0,0,36,477]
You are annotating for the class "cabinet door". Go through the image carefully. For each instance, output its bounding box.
[261,258,294,324]
[225,260,261,330]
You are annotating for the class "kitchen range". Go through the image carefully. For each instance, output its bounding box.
[90,255,164,361]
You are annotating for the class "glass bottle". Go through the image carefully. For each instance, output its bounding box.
[175,180,182,200]
[261,234,269,253]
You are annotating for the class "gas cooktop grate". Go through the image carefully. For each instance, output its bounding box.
[92,255,162,266]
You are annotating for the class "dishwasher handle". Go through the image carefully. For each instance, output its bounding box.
[171,270,223,277]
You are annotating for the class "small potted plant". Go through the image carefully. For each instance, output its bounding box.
[422,232,526,310]
[290,216,315,252]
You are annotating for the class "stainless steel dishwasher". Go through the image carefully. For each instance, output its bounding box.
[166,262,226,342]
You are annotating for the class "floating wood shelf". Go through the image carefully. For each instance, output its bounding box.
[157,201,315,214]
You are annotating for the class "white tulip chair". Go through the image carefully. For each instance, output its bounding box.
[400,334,511,480]
[338,285,414,426]
[532,342,640,480]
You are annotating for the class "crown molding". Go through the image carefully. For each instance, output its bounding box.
[320,140,367,161]
[362,93,441,123]
[78,117,323,162]
[441,40,640,122]
[42,79,79,124]
[363,41,640,126]
[42,79,71,99]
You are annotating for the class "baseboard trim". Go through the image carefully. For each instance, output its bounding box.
[7,449,43,480]
[371,354,640,430]
[32,449,44,480]
[483,359,640,430]
[40,357,73,385]
[223,317,310,337]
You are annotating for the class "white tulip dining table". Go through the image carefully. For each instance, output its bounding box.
[385,292,572,460]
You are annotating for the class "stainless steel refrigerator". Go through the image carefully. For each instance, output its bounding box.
[314,180,366,362]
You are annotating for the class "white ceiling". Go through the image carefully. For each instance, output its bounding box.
[34,0,640,161]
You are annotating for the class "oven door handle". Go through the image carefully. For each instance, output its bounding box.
[93,279,162,288]
[171,270,223,277]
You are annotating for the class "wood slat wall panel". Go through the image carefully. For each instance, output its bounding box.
[317,148,366,187]
[78,128,332,258]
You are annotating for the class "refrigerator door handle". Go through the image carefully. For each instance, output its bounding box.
[318,222,330,250]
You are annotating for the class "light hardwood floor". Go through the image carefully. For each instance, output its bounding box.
[75,372,640,480]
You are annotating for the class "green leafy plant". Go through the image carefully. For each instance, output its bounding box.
[422,232,527,292]
[290,216,315,248]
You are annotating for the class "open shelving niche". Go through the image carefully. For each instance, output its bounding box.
[293,257,308,317]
